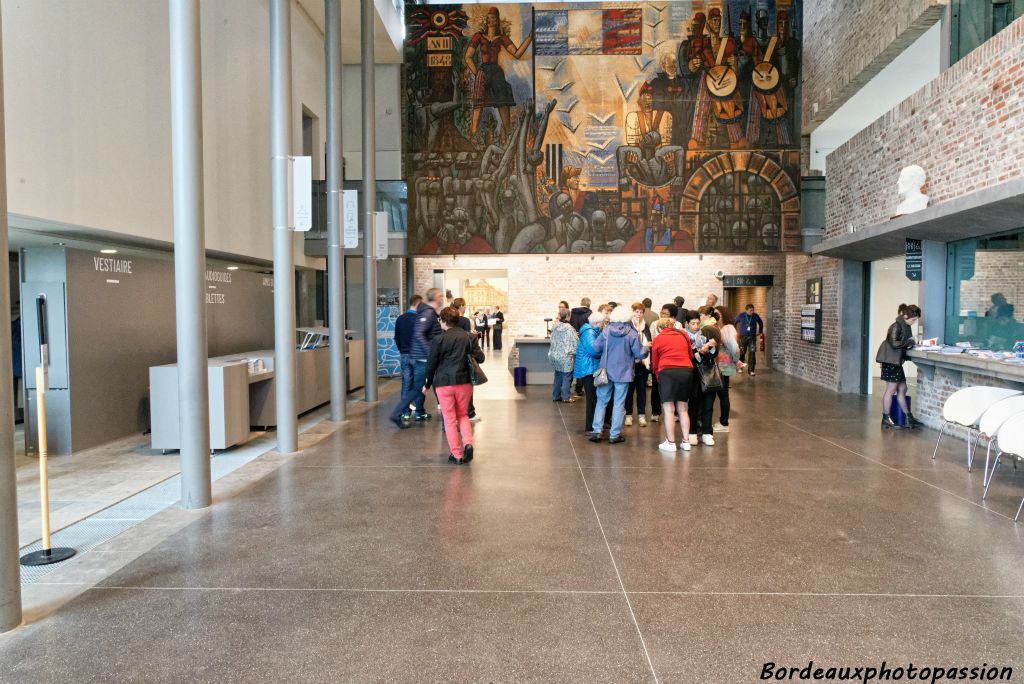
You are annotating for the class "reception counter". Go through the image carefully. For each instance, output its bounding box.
[907,349,1024,433]
[511,337,553,386]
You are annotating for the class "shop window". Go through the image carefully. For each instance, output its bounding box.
[945,228,1024,351]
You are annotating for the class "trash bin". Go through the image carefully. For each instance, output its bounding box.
[513,366,527,388]
[890,396,912,427]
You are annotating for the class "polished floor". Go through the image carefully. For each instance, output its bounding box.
[2,355,1024,682]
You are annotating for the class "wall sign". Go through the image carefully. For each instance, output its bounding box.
[342,190,358,248]
[905,238,923,281]
[723,275,774,288]
[288,156,313,231]
[374,211,389,260]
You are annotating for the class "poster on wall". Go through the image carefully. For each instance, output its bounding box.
[377,288,401,377]
[404,0,803,255]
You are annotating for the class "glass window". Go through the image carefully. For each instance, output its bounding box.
[946,228,1024,351]
[950,0,1024,65]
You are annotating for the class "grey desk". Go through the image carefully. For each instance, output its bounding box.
[149,360,251,451]
[512,337,554,385]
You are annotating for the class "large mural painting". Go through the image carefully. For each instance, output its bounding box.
[405,1,802,254]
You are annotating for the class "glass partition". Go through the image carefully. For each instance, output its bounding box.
[945,228,1024,351]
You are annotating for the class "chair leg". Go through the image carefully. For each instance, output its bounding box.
[983,451,1002,500]
[983,439,994,487]
[967,428,977,471]
[1015,495,1024,522]
[931,421,948,461]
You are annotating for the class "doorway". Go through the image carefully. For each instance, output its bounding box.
[723,285,772,370]
[865,255,921,394]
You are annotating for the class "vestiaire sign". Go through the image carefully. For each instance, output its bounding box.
[905,238,923,281]
[723,274,773,288]
[374,211,389,260]
[343,190,358,248]
[287,156,313,231]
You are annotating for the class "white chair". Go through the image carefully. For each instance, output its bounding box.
[992,418,1024,521]
[931,387,1022,470]
[981,406,1024,498]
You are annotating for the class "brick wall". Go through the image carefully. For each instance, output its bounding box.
[413,254,789,367]
[778,255,843,391]
[825,15,1024,237]
[913,365,1024,438]
[802,0,946,133]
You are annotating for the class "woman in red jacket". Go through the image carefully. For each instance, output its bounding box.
[650,317,694,453]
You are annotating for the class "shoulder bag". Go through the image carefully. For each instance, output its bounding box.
[593,330,610,386]
[697,358,723,392]
[465,333,487,385]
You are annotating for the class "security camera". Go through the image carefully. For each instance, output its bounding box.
[713,270,725,280]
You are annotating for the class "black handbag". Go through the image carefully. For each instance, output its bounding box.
[697,360,723,392]
[467,354,488,386]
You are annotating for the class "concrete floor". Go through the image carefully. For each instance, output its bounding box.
[2,352,1024,681]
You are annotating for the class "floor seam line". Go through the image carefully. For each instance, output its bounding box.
[557,403,660,684]
[774,419,1015,522]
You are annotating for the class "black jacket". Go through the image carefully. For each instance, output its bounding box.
[425,328,485,389]
[875,317,915,365]
[394,310,418,354]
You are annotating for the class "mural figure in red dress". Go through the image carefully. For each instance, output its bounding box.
[464,7,533,139]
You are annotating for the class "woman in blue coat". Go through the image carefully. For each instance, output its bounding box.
[574,311,606,436]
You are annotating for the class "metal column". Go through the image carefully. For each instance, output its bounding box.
[271,0,298,452]
[325,0,347,422]
[360,0,378,402]
[0,10,22,634]
[169,0,212,509]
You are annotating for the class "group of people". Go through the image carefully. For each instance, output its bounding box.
[392,288,491,465]
[548,294,765,452]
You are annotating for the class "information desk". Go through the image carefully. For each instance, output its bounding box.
[511,337,554,385]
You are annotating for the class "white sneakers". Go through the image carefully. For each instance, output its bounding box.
[702,434,715,446]
[712,422,730,433]
[625,416,633,427]
[658,440,676,453]
[651,415,660,423]
[680,440,691,452]
[688,435,699,446]
[638,416,648,427]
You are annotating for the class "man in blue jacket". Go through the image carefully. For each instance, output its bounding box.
[735,304,764,377]
[390,288,442,427]
[393,295,423,421]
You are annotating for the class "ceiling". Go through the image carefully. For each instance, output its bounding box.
[295,0,404,64]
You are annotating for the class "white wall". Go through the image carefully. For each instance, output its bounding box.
[2,0,331,267]
[869,256,921,382]
[342,64,402,180]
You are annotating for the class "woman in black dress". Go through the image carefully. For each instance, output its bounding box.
[875,304,923,429]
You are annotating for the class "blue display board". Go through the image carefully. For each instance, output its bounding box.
[377,305,401,377]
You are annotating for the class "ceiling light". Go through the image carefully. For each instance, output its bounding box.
[100,249,118,254]
[227,266,239,271]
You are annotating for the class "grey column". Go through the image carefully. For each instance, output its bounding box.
[169,0,212,509]
[325,0,347,421]
[360,0,378,402]
[0,10,23,634]
[271,0,298,452]
[921,240,947,341]
[404,257,415,305]
[837,259,867,394]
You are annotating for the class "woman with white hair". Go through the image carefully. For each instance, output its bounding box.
[588,304,647,444]
[573,310,607,435]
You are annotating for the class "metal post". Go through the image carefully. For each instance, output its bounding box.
[360,0,378,402]
[169,0,212,508]
[0,9,23,632]
[271,0,298,452]
[325,0,347,421]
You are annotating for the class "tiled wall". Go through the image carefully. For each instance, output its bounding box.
[801,0,946,134]
[825,15,1024,237]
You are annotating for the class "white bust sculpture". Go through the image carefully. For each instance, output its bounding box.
[895,164,928,216]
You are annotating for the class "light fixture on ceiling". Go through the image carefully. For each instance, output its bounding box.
[227,266,239,271]
[100,249,118,254]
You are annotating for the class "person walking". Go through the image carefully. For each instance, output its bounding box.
[574,311,605,436]
[390,288,442,428]
[711,307,739,433]
[735,304,764,376]
[624,302,652,427]
[492,306,505,350]
[424,306,485,464]
[393,295,423,422]
[651,317,694,452]
[694,323,721,447]
[876,304,923,429]
[589,305,647,444]
[475,309,490,349]
[548,310,578,403]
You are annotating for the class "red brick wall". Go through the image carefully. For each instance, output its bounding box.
[913,366,1024,436]
[825,15,1024,237]
[802,0,946,133]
